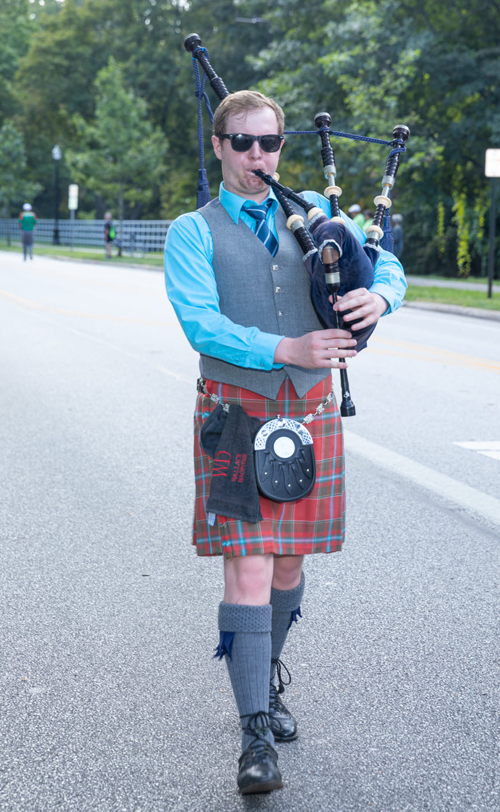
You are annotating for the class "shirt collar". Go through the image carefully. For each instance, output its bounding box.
[219,182,279,224]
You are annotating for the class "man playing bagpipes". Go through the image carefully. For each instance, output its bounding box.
[164,90,406,795]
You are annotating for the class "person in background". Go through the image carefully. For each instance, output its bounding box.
[18,203,37,261]
[348,203,365,229]
[392,213,404,259]
[363,209,374,232]
[104,212,115,259]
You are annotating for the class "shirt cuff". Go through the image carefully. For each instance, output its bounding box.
[369,282,393,315]
[251,331,285,370]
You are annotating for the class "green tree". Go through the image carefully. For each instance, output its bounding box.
[0,120,41,244]
[0,0,36,125]
[256,0,500,276]
[13,0,274,217]
[66,58,168,225]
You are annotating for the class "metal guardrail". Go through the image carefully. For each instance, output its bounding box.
[0,219,173,253]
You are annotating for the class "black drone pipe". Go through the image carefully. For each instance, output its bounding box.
[184,33,229,101]
[365,124,410,255]
[314,112,343,221]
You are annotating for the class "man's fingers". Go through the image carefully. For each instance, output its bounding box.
[318,328,355,342]
[341,307,372,323]
[349,318,370,331]
[317,348,357,361]
[335,296,371,313]
[321,337,357,348]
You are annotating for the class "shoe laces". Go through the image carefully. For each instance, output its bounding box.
[241,710,272,747]
[271,658,292,695]
[269,682,284,714]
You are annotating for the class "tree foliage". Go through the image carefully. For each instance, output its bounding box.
[0,120,42,213]
[66,58,168,221]
[2,0,499,274]
[0,120,42,242]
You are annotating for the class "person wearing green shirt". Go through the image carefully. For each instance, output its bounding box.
[18,203,37,260]
[348,203,366,229]
[104,211,116,259]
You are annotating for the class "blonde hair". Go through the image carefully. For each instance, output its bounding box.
[213,91,285,137]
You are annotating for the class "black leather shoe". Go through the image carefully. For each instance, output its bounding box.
[238,739,283,795]
[269,681,298,742]
[238,712,283,795]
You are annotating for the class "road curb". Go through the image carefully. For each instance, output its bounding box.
[403,300,500,322]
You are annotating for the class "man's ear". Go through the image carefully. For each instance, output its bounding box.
[212,135,222,160]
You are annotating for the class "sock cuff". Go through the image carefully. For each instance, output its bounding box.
[218,602,272,633]
[270,571,305,612]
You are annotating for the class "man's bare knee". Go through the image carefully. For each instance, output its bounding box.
[272,555,303,591]
[224,554,273,605]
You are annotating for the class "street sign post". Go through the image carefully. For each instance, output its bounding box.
[485,149,500,299]
[51,145,62,245]
[68,184,79,210]
[68,184,79,250]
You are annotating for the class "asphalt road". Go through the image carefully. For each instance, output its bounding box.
[1,252,499,812]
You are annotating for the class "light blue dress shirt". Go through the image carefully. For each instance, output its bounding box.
[164,182,407,371]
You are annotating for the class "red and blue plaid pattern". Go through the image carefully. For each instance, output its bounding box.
[193,376,345,559]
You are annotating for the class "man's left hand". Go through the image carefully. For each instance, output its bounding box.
[330,288,388,331]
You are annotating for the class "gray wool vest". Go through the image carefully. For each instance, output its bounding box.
[198,198,330,399]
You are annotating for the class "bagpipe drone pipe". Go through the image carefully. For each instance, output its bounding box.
[184,33,410,416]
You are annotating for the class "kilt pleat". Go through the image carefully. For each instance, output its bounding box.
[193,376,345,559]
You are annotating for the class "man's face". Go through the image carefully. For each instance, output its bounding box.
[212,107,283,202]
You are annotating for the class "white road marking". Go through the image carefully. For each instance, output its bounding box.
[454,441,500,450]
[454,441,500,462]
[344,430,500,530]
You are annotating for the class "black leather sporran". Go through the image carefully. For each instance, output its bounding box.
[253,417,316,502]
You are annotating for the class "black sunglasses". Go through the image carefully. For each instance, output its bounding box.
[219,133,284,153]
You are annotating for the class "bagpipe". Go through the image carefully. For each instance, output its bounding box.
[184,33,410,416]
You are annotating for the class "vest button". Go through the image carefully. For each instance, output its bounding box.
[278,311,284,317]
[272,264,279,271]
[275,287,281,293]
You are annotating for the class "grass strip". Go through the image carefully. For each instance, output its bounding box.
[405,285,500,311]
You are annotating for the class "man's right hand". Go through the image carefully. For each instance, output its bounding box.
[273,329,357,369]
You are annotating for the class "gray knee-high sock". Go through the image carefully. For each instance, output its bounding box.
[270,571,305,681]
[217,602,274,751]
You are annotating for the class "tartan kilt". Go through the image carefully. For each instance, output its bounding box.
[193,375,345,559]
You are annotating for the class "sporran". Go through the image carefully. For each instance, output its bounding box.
[253,417,316,502]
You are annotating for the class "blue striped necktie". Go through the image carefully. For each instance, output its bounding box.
[245,201,278,257]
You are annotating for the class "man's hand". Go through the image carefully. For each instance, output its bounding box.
[332,289,388,331]
[274,329,357,369]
